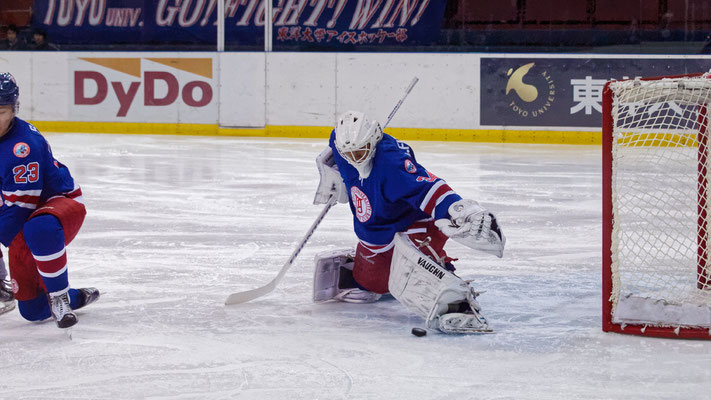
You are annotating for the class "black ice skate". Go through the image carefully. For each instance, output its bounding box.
[0,279,14,316]
[49,292,77,329]
[76,287,100,310]
[0,278,13,302]
[0,279,15,316]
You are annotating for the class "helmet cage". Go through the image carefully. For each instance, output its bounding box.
[334,111,383,170]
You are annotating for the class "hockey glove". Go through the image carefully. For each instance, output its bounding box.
[435,199,506,258]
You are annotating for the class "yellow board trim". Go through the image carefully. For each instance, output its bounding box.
[616,132,697,147]
[28,121,602,145]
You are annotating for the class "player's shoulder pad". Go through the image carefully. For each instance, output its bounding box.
[379,134,414,156]
[15,117,42,136]
[375,134,415,167]
[7,118,47,161]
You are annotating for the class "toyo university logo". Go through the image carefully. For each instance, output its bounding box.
[506,63,538,102]
[504,62,556,119]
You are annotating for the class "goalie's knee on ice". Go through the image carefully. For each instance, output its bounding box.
[352,265,389,294]
[351,242,394,294]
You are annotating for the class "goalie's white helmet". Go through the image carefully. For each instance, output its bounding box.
[334,110,383,178]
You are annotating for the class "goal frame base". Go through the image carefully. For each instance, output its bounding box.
[603,322,711,339]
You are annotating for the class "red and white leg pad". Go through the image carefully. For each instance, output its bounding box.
[389,234,492,333]
[313,249,381,303]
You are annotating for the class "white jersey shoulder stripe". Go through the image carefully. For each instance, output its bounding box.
[2,189,42,197]
[4,200,37,209]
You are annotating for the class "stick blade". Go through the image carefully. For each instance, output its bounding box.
[224,281,275,305]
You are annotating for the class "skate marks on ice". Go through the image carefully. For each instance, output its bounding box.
[0,135,710,399]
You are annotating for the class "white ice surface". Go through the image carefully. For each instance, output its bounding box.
[1,134,710,399]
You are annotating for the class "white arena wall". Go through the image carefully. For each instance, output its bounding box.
[0,51,707,144]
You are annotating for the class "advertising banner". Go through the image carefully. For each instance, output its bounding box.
[271,0,448,48]
[33,0,145,44]
[32,0,447,48]
[69,54,217,123]
[480,57,711,128]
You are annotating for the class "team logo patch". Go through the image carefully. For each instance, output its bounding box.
[404,159,417,174]
[350,186,373,223]
[13,142,30,158]
[11,279,18,294]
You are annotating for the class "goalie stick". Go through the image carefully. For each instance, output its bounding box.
[225,197,337,305]
[224,76,419,305]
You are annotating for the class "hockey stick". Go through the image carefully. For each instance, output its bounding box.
[225,196,337,305]
[384,76,418,129]
[224,76,419,305]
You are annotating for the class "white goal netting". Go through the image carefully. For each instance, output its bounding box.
[609,75,711,329]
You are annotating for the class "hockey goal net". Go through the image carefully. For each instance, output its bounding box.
[603,72,711,338]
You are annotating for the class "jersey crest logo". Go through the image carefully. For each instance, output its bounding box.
[350,186,372,223]
[404,159,417,174]
[13,142,30,158]
[11,279,18,294]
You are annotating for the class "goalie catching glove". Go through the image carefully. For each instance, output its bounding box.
[435,199,506,258]
[313,147,348,205]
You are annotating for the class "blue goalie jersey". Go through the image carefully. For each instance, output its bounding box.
[329,132,461,246]
[0,117,77,246]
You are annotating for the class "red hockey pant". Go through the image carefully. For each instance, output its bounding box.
[352,220,451,294]
[8,196,86,301]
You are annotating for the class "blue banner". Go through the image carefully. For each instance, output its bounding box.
[32,0,145,44]
[480,57,711,128]
[32,0,447,48]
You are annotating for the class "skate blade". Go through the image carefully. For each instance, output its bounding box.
[0,301,15,316]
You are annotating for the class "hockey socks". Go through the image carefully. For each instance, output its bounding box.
[23,214,70,294]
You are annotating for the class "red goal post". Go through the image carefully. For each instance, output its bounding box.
[602,72,711,339]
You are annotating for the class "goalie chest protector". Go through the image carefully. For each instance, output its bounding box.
[329,131,461,246]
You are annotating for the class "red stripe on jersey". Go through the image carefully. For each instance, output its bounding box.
[66,187,82,199]
[3,194,40,205]
[423,184,452,216]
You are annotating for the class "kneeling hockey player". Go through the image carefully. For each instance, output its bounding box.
[313,111,505,333]
[0,73,99,328]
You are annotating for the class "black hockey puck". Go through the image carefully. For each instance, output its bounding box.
[411,327,427,337]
